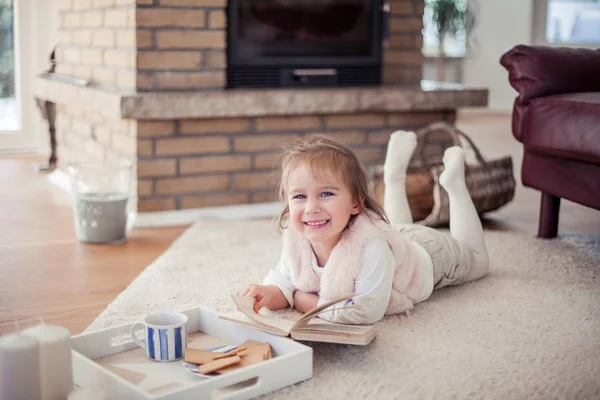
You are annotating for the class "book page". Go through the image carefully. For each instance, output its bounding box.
[291,293,356,330]
[229,295,295,335]
[294,322,374,335]
[219,313,291,337]
[290,327,376,346]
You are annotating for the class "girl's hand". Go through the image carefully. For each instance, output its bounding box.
[238,284,289,313]
[293,290,319,313]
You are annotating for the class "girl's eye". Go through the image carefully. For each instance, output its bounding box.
[320,192,334,198]
[292,194,306,200]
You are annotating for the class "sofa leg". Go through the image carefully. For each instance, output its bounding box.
[538,193,560,239]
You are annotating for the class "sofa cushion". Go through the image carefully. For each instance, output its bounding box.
[500,46,600,103]
[500,45,600,142]
[524,92,600,164]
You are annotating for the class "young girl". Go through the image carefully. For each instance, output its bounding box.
[239,132,489,324]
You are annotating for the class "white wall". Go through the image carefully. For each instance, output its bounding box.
[33,0,58,74]
[32,0,58,153]
[423,57,463,83]
[462,0,534,112]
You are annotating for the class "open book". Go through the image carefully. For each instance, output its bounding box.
[219,294,376,345]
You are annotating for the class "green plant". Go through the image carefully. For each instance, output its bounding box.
[0,49,14,98]
[425,0,477,81]
[0,0,15,98]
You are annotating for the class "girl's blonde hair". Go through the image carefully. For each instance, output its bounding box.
[277,134,389,230]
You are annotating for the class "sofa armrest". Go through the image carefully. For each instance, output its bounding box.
[500,45,600,142]
[500,45,600,102]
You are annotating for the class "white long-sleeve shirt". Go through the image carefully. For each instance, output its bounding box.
[263,237,434,324]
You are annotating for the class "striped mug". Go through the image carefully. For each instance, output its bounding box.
[130,311,188,362]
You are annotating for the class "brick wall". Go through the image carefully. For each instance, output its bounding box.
[56,106,137,168]
[56,0,137,90]
[55,104,139,208]
[136,0,226,91]
[136,110,454,212]
[384,0,425,85]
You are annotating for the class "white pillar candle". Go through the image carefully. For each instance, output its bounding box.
[22,324,73,400]
[0,333,42,400]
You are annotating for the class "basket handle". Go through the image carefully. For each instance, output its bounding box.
[412,121,486,167]
[454,126,487,165]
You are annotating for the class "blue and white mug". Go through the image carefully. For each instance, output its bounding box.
[130,311,188,362]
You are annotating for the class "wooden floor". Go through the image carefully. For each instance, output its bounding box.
[1,112,599,336]
[0,161,186,335]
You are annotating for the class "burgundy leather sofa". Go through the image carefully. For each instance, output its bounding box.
[500,45,600,238]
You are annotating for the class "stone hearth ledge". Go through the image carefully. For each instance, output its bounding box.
[33,76,488,120]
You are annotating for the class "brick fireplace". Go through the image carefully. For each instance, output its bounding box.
[34,0,487,214]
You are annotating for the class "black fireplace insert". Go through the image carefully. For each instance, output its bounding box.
[226,0,387,89]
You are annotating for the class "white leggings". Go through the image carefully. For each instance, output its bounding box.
[384,150,490,288]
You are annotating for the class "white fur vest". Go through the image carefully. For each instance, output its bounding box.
[281,212,427,315]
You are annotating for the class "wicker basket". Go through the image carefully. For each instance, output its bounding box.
[372,122,516,227]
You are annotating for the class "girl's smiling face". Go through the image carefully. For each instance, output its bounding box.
[287,163,361,257]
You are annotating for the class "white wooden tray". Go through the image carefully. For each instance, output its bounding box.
[70,307,313,399]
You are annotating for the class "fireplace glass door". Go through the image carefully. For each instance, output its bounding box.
[227,0,383,88]
[230,0,378,65]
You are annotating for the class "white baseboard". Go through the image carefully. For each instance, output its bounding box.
[47,169,282,228]
[48,169,72,193]
[133,202,282,228]
[0,147,42,155]
[458,107,512,116]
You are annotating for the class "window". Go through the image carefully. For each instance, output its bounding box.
[422,0,469,58]
[546,0,600,44]
[0,0,16,131]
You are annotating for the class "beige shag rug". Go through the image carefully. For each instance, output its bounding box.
[86,218,600,399]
